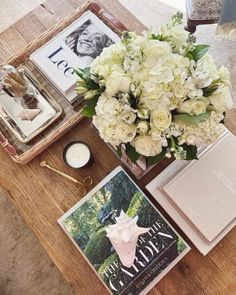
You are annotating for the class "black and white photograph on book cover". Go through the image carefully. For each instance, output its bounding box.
[64,19,114,66]
[30,10,120,99]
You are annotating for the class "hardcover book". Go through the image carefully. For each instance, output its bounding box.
[146,131,236,255]
[58,166,190,295]
[30,10,120,103]
[163,131,236,243]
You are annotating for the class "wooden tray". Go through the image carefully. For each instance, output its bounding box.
[0,1,127,164]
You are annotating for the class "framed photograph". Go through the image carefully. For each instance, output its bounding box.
[0,67,62,143]
[30,10,121,104]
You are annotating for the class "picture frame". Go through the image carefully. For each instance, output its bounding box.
[0,66,63,143]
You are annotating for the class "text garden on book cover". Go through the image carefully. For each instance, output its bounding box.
[58,167,190,295]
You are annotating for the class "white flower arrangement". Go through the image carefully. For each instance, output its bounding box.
[75,13,233,165]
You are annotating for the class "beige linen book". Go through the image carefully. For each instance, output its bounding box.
[146,131,236,255]
[163,132,236,243]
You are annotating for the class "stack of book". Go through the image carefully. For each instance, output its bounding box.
[30,10,120,105]
[146,131,236,255]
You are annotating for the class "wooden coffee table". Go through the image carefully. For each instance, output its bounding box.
[0,0,235,294]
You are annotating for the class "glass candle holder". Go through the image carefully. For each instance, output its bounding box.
[63,141,93,169]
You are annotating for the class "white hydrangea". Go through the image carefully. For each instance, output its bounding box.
[93,94,137,147]
[84,18,232,160]
[171,111,224,145]
[185,54,220,99]
[90,43,126,80]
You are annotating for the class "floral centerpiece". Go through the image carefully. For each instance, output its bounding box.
[75,13,233,166]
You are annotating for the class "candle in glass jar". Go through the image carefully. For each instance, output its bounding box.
[63,141,92,168]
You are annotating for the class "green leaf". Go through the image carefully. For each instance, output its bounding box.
[81,96,99,117]
[185,52,194,60]
[173,111,210,124]
[146,147,167,167]
[83,67,91,74]
[171,11,183,26]
[220,112,226,124]
[182,144,198,160]
[121,31,133,45]
[74,68,91,80]
[81,107,96,117]
[117,145,122,158]
[203,85,219,97]
[75,67,100,91]
[191,44,210,61]
[202,79,220,97]
[125,143,140,163]
[150,33,168,41]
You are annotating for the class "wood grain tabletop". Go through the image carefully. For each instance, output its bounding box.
[0,0,235,294]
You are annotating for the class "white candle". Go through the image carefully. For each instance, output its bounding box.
[64,142,92,168]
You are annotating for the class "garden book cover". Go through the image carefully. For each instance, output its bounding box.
[58,166,190,295]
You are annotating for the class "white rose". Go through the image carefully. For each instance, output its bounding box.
[131,135,162,157]
[119,75,132,93]
[105,72,131,96]
[177,98,209,116]
[105,74,121,97]
[137,121,149,134]
[150,130,168,146]
[150,129,161,140]
[150,109,172,131]
[171,81,187,99]
[209,87,233,112]
[115,121,136,143]
[120,110,136,124]
[141,97,158,111]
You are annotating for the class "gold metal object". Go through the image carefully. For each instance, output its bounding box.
[40,161,93,196]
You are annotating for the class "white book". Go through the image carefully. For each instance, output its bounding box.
[146,131,236,255]
[30,11,120,103]
[163,132,236,243]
